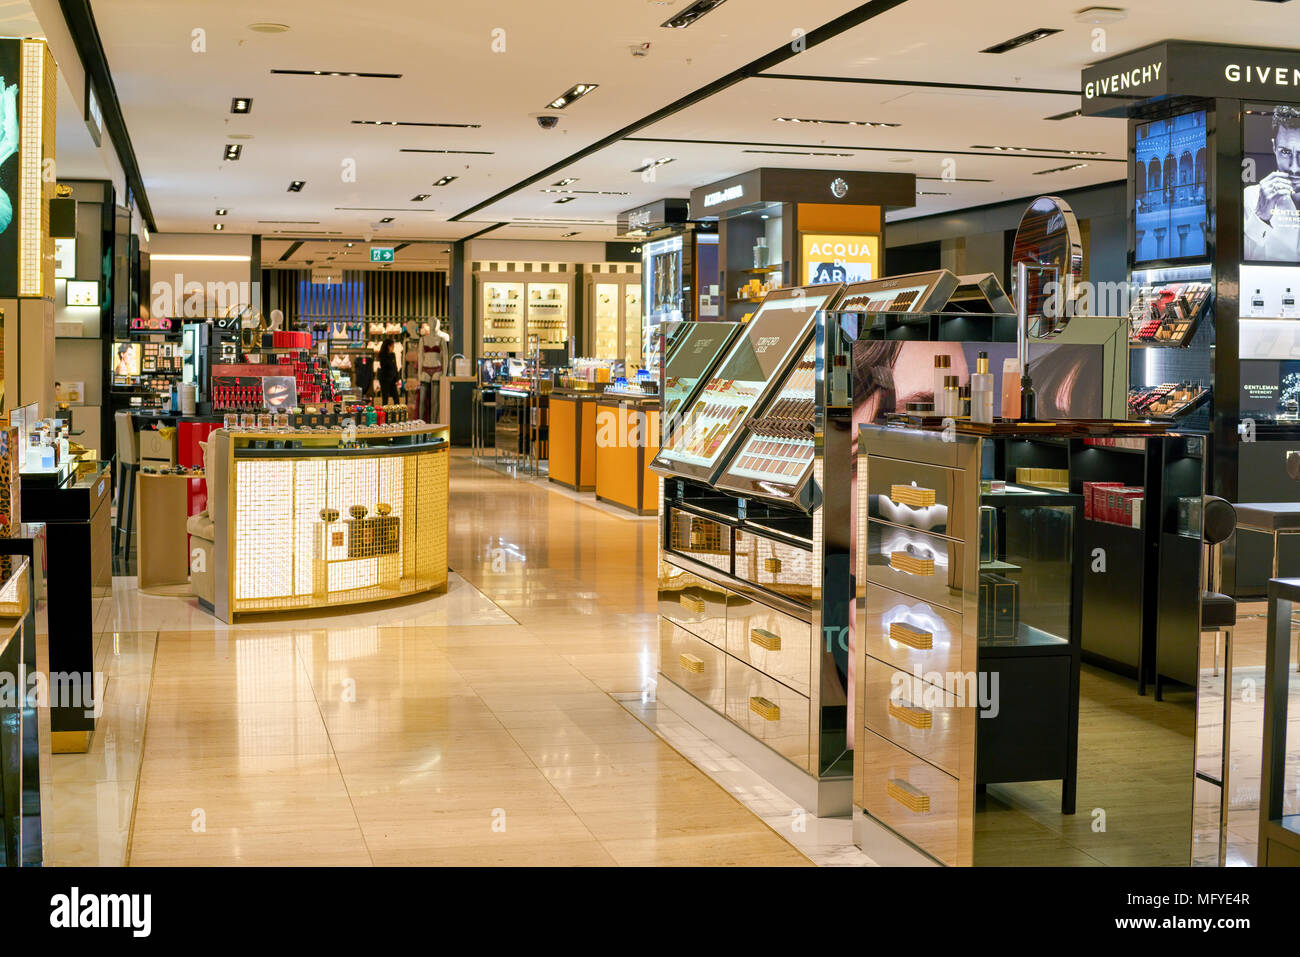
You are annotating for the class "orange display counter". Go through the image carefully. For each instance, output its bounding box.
[594,396,659,515]
[548,392,599,492]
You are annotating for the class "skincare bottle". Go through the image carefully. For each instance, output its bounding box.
[1285,288,1297,319]
[933,354,951,414]
[958,384,971,419]
[1252,289,1266,317]
[943,376,959,418]
[972,351,995,424]
[1001,358,1022,421]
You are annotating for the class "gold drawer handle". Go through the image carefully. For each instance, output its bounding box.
[889,621,933,650]
[750,628,781,652]
[679,592,706,614]
[886,778,931,814]
[888,700,933,730]
[749,696,781,721]
[890,551,935,576]
[890,484,936,508]
[679,653,704,674]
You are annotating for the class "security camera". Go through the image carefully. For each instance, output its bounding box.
[536,115,560,130]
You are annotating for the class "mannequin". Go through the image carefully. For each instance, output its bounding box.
[418,318,451,422]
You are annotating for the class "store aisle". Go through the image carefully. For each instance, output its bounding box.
[125,453,811,866]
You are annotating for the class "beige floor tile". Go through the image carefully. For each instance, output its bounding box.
[129,824,371,866]
[599,834,813,867]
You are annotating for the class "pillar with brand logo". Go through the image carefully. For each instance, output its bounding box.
[0,39,56,419]
[1083,40,1300,596]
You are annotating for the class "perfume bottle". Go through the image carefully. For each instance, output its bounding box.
[943,376,959,418]
[971,352,995,424]
[1284,288,1296,319]
[1252,288,1266,317]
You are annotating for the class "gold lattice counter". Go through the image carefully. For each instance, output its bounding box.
[211,425,449,622]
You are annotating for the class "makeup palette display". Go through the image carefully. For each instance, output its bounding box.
[651,284,841,483]
[1127,280,1211,346]
[715,340,818,509]
[1127,381,1209,419]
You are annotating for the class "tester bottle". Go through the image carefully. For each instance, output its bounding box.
[932,354,951,415]
[971,351,995,424]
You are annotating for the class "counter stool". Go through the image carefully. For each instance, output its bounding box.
[112,411,140,559]
[1232,501,1300,671]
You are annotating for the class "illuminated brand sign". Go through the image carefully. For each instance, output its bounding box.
[703,184,744,207]
[628,209,652,229]
[802,233,878,285]
[1224,63,1300,87]
[830,177,848,198]
[1083,61,1162,99]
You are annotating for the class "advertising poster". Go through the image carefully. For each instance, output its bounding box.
[0,40,20,298]
[1244,103,1300,263]
[1134,109,1207,263]
[802,234,878,285]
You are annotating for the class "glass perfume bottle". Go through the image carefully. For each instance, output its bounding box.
[971,351,995,424]
[1001,358,1021,421]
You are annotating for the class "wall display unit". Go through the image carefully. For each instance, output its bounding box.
[526,280,571,352]
[588,274,643,371]
[479,279,525,357]
[650,283,843,485]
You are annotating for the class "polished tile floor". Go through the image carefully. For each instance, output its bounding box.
[34,451,1298,866]
[89,454,815,866]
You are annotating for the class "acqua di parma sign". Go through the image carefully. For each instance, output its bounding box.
[1082,41,1300,118]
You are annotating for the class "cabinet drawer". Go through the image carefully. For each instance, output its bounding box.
[724,656,811,772]
[862,583,964,679]
[863,521,964,612]
[658,561,727,647]
[667,508,731,573]
[726,593,812,697]
[865,456,964,540]
[860,655,964,777]
[733,528,815,606]
[659,621,725,713]
[859,728,959,866]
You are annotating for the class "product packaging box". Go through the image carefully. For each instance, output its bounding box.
[978,571,1020,641]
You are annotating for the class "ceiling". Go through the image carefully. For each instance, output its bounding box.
[33,0,1300,244]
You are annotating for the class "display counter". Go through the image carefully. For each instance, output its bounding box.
[549,390,600,492]
[211,423,449,622]
[595,395,659,514]
[0,558,38,866]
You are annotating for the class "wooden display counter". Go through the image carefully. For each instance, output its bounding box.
[211,423,449,622]
[595,396,659,515]
[548,391,599,491]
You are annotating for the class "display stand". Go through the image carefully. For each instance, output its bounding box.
[1259,576,1300,866]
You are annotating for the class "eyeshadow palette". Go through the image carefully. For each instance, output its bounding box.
[658,322,742,430]
[1128,381,1209,419]
[1127,280,1211,346]
[651,283,841,484]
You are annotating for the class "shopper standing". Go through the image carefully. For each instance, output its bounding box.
[377,339,400,405]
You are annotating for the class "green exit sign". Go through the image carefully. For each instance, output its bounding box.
[370,247,395,263]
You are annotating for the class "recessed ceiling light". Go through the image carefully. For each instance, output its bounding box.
[916,190,952,196]
[346,242,355,247]
[662,0,728,29]
[561,231,581,237]
[1044,109,1083,121]
[215,209,228,216]
[554,196,576,204]
[213,223,224,230]
[888,157,914,163]
[288,180,306,192]
[231,97,252,114]
[379,217,395,223]
[248,22,291,33]
[270,69,402,79]
[541,188,629,195]
[630,157,675,173]
[546,83,599,110]
[972,144,1103,155]
[411,194,431,201]
[398,148,494,155]
[773,117,899,127]
[553,177,578,186]
[223,144,242,161]
[1033,163,1089,175]
[743,149,854,157]
[980,28,1061,54]
[1074,6,1127,23]
[228,133,254,140]
[433,175,458,186]
[351,120,481,128]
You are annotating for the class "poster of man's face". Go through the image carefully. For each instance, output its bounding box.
[1243,104,1300,263]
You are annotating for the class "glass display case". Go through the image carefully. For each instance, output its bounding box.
[623,284,643,370]
[593,282,620,360]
